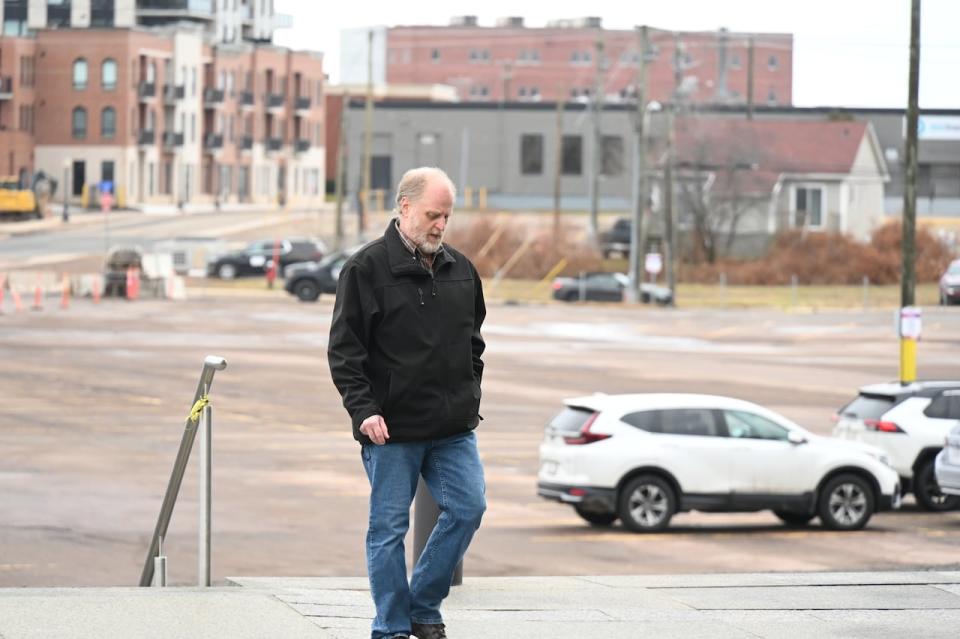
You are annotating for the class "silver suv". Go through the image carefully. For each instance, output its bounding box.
[833,381,960,511]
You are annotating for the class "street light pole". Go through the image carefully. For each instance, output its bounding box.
[62,160,70,223]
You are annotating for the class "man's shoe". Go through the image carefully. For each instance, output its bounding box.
[411,622,447,639]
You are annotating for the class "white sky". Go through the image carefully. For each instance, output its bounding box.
[274,0,959,109]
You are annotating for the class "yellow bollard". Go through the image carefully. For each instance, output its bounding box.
[463,187,473,209]
[374,189,385,212]
[900,337,917,384]
[478,187,488,211]
[117,185,126,209]
[81,184,89,209]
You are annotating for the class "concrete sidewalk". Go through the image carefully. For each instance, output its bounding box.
[2,571,959,638]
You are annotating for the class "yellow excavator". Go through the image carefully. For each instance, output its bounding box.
[0,172,54,220]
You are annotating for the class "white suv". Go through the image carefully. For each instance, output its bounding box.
[538,394,900,532]
[832,381,960,511]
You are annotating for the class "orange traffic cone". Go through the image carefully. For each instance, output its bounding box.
[125,267,135,300]
[60,273,70,310]
[31,277,43,311]
[11,286,24,313]
[92,274,101,304]
[0,274,5,315]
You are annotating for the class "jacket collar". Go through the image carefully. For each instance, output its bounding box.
[384,219,456,276]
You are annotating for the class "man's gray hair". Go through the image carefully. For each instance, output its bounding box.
[395,167,457,211]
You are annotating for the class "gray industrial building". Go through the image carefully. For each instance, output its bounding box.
[342,101,959,216]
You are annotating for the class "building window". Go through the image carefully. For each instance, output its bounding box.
[562,135,582,175]
[73,58,88,90]
[768,55,778,70]
[767,88,777,105]
[518,86,527,99]
[730,52,741,69]
[102,59,117,90]
[431,48,440,62]
[793,186,824,229]
[520,134,544,175]
[19,56,35,88]
[101,107,116,139]
[72,107,88,139]
[570,51,580,64]
[601,135,624,176]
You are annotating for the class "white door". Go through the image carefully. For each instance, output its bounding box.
[651,408,736,495]
[722,410,818,494]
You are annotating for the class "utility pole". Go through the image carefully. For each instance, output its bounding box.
[627,25,649,303]
[360,29,374,239]
[746,35,755,120]
[588,33,604,241]
[900,0,922,384]
[663,33,682,305]
[334,93,347,249]
[553,87,564,241]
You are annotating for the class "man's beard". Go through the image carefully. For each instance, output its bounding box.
[416,231,444,254]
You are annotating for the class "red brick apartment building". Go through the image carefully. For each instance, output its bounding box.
[0,25,323,209]
[347,16,792,106]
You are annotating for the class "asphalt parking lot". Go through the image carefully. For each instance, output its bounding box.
[2,291,959,587]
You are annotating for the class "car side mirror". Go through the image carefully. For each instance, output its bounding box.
[787,431,807,445]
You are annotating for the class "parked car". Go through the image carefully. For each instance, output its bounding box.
[935,402,960,496]
[551,272,672,305]
[600,217,631,258]
[940,259,960,306]
[283,246,360,302]
[538,393,900,532]
[206,238,327,280]
[833,381,960,511]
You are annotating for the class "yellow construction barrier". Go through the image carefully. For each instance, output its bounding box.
[478,187,488,211]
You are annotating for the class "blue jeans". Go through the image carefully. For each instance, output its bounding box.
[360,431,486,639]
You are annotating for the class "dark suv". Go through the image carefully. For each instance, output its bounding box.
[207,238,326,280]
[283,247,359,302]
[600,217,632,258]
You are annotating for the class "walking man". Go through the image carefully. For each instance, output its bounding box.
[328,167,487,639]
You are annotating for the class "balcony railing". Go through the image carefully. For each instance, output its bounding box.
[295,139,310,153]
[162,84,185,103]
[138,82,157,100]
[138,130,156,145]
[203,88,224,105]
[203,133,224,150]
[240,91,254,107]
[162,132,185,148]
[294,96,311,111]
[239,135,253,150]
[0,76,12,99]
[265,93,285,109]
[266,137,283,152]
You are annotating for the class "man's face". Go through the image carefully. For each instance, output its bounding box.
[398,179,454,254]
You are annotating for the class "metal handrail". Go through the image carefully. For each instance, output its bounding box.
[139,355,227,587]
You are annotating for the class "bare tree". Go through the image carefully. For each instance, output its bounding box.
[675,119,768,263]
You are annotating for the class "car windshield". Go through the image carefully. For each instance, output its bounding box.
[949,263,960,275]
[839,394,895,420]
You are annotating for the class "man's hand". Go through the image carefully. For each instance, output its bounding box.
[360,414,390,445]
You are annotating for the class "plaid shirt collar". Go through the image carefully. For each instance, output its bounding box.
[395,218,443,271]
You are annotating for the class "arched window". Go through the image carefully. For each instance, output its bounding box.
[72,107,87,139]
[73,58,88,90]
[101,107,116,139]
[102,59,117,90]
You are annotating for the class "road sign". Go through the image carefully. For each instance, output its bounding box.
[899,306,922,340]
[645,252,663,275]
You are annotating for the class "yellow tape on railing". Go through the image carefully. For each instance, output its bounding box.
[188,395,210,424]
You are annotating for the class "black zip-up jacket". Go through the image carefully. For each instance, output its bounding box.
[327,220,486,444]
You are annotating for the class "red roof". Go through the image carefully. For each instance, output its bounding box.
[673,118,871,194]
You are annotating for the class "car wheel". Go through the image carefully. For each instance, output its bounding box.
[773,510,816,527]
[217,263,237,280]
[914,459,960,511]
[618,475,676,532]
[574,505,618,527]
[818,474,874,531]
[293,280,320,302]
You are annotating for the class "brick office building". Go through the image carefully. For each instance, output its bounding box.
[0,0,323,209]
[342,16,793,106]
